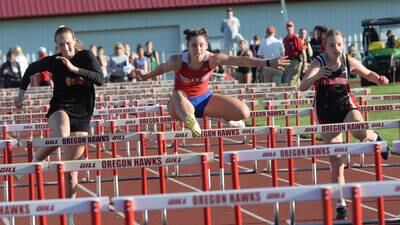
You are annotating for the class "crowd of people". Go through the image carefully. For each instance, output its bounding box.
[0,40,160,88]
[3,7,391,89]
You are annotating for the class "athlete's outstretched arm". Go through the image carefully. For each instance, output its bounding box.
[298,59,331,91]
[348,56,389,85]
[136,55,180,80]
[210,53,290,70]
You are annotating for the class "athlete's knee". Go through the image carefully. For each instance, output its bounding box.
[351,131,368,141]
[240,106,250,119]
[330,155,345,167]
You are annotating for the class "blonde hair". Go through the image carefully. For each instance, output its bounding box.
[325,29,344,43]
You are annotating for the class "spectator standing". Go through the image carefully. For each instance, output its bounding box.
[310,25,328,58]
[97,46,109,82]
[0,48,22,88]
[282,20,306,87]
[89,45,98,57]
[299,28,313,79]
[249,35,261,83]
[386,30,400,48]
[107,42,130,83]
[235,40,253,83]
[132,44,150,81]
[15,45,29,76]
[145,41,160,73]
[220,7,244,54]
[257,25,285,84]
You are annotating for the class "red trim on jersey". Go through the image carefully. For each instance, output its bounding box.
[174,53,214,97]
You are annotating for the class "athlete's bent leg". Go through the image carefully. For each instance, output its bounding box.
[344,110,376,142]
[203,94,250,121]
[64,131,87,225]
[345,110,389,159]
[63,131,87,199]
[35,110,71,161]
[170,90,201,136]
[322,132,348,219]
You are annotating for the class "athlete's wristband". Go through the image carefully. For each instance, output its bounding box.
[265,60,271,67]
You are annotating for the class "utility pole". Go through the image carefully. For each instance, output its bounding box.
[280,0,289,23]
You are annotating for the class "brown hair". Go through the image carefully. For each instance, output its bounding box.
[325,29,343,43]
[54,26,83,50]
[183,28,208,43]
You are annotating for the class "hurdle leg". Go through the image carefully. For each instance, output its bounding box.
[251,101,258,172]
[218,121,225,190]
[161,209,168,225]
[287,129,296,225]
[231,154,242,225]
[322,188,333,225]
[289,202,295,225]
[57,147,62,161]
[172,122,180,177]
[359,153,365,168]
[311,162,318,185]
[126,141,131,157]
[110,121,120,197]
[3,148,11,224]
[345,131,352,168]
[271,128,280,225]
[96,122,103,197]
[85,145,91,181]
[27,141,36,225]
[274,203,280,225]
[157,134,168,225]
[113,176,120,197]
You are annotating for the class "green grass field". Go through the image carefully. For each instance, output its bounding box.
[247,81,400,144]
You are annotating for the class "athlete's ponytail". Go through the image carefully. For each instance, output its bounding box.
[183,28,209,43]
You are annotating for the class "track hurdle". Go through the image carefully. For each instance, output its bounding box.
[0,140,18,225]
[113,180,400,225]
[0,197,108,225]
[20,130,213,223]
[393,141,400,153]
[224,142,388,225]
[5,142,213,225]
[280,119,400,183]
[151,126,275,190]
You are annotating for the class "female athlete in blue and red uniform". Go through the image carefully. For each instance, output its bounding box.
[136,28,289,136]
[299,29,389,220]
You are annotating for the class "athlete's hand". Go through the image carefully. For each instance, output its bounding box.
[315,66,331,80]
[270,56,290,71]
[135,69,149,81]
[56,56,79,73]
[378,75,389,85]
